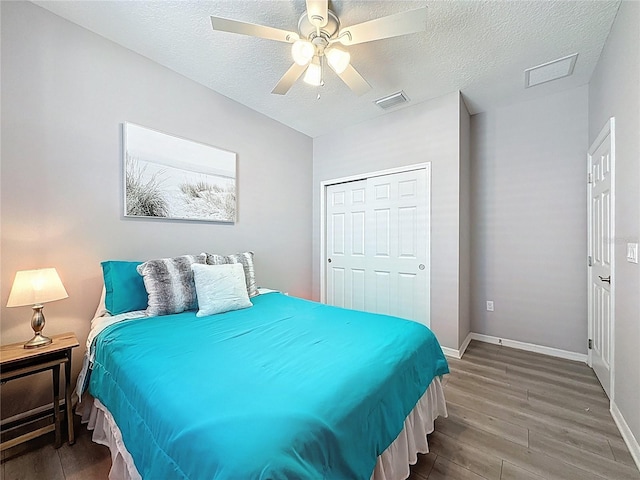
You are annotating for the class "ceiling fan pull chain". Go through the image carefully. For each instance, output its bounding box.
[317,67,325,100]
[317,71,324,101]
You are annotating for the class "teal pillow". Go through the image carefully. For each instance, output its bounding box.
[101,261,148,315]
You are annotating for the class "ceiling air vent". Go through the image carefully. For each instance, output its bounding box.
[374,91,409,110]
[525,53,578,88]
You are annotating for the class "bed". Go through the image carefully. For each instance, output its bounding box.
[76,254,449,480]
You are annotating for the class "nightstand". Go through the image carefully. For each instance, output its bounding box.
[0,332,79,451]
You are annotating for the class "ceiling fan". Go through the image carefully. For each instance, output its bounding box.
[210,1,427,96]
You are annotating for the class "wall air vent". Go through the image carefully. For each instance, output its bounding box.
[525,53,578,88]
[374,91,409,110]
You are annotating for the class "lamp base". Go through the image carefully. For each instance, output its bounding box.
[24,332,52,349]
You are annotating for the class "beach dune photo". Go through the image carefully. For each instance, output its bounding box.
[123,122,236,223]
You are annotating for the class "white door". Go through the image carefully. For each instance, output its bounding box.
[325,168,429,326]
[326,178,368,311]
[587,118,615,399]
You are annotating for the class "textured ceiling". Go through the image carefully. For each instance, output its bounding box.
[33,0,620,137]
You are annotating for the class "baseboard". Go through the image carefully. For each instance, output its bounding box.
[611,401,640,471]
[441,332,586,363]
[441,332,473,359]
[469,333,588,363]
[459,332,473,357]
[440,346,461,359]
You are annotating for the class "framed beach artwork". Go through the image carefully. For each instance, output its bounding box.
[123,122,236,223]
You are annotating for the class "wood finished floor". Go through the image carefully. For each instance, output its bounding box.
[1,340,638,479]
[409,341,639,480]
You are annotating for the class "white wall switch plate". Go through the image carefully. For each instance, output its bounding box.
[486,300,494,312]
[627,243,638,263]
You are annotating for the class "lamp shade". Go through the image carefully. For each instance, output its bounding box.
[6,268,68,307]
[291,40,315,66]
[303,57,322,86]
[326,47,350,74]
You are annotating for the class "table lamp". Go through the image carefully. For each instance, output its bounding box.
[6,268,69,349]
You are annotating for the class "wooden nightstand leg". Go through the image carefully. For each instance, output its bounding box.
[65,351,75,445]
[52,364,61,448]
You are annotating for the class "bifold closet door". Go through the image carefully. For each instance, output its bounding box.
[325,168,429,325]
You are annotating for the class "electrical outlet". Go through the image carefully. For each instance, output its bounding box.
[486,300,494,312]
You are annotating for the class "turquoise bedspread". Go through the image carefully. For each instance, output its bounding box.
[89,293,448,479]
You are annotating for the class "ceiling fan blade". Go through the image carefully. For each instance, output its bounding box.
[211,16,299,43]
[306,0,329,28]
[271,63,308,95]
[333,63,371,96]
[336,8,427,46]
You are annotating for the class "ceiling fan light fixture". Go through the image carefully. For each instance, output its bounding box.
[326,47,350,74]
[291,40,315,66]
[210,4,427,96]
[303,57,322,86]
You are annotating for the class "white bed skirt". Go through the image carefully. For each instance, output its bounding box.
[79,376,447,480]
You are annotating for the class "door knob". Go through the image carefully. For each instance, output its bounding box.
[598,275,611,283]
[328,258,332,263]
[418,264,425,270]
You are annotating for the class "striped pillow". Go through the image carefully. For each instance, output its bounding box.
[137,254,206,316]
[204,251,258,297]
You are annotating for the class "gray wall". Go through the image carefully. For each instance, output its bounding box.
[470,85,589,353]
[0,1,313,418]
[459,98,472,346]
[312,92,466,350]
[588,0,640,453]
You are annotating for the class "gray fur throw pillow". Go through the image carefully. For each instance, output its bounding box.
[137,254,206,316]
[204,251,258,297]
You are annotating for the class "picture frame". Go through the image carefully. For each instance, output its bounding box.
[123,122,237,223]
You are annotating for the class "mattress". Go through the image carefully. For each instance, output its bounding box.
[81,292,449,479]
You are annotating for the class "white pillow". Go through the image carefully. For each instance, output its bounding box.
[191,263,252,316]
